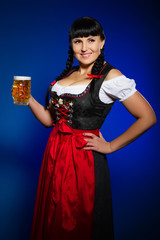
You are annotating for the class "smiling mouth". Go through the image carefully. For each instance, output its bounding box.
[81,53,92,58]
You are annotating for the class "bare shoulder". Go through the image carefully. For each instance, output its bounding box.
[104,68,124,81]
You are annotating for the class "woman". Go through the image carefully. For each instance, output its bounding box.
[29,17,157,240]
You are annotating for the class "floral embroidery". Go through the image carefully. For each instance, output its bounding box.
[51,97,73,108]
[51,96,74,125]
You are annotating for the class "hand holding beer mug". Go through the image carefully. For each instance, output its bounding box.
[11,76,31,105]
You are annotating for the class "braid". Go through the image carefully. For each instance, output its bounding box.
[56,46,74,80]
[91,46,105,75]
[45,46,74,107]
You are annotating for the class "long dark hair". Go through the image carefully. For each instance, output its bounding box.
[45,17,106,106]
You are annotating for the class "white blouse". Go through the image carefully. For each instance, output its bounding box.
[51,75,137,104]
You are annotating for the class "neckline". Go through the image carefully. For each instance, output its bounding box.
[56,62,108,88]
[56,81,92,88]
[51,81,92,98]
[51,62,112,98]
[55,74,125,88]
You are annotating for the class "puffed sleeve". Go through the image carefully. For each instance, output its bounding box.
[99,75,137,103]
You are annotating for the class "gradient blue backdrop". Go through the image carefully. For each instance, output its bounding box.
[0,0,159,239]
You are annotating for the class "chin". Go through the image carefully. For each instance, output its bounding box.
[79,57,97,66]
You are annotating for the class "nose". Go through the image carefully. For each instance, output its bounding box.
[81,41,87,52]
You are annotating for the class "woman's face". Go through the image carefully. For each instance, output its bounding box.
[71,35,105,66]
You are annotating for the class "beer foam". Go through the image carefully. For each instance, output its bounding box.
[14,76,31,80]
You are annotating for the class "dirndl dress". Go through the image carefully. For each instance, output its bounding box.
[30,63,115,240]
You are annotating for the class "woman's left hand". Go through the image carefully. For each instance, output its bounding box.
[83,132,112,154]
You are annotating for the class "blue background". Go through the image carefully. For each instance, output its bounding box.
[0,0,159,239]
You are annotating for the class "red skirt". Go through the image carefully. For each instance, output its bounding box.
[30,120,100,240]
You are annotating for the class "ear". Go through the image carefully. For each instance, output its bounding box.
[101,39,105,50]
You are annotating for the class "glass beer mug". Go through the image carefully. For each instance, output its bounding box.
[11,76,31,105]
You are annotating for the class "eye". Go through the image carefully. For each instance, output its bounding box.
[88,38,95,43]
[73,39,81,44]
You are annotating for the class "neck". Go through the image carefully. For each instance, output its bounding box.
[78,62,94,75]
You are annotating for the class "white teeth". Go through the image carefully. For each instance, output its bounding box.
[81,54,91,57]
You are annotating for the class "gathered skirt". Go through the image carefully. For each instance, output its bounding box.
[30,121,114,240]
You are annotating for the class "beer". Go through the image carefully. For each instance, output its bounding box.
[12,76,31,105]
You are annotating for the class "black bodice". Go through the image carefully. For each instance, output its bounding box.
[50,63,115,130]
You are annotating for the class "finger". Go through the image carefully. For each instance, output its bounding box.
[83,133,95,138]
[83,146,95,151]
[84,141,93,146]
[84,138,94,143]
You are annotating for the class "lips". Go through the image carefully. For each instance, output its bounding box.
[81,53,92,58]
